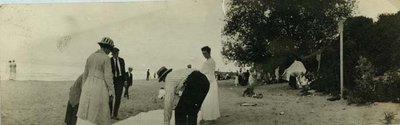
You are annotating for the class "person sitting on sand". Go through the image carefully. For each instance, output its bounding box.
[157,66,210,125]
[65,74,83,125]
[242,87,255,97]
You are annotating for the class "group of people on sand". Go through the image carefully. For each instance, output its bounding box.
[234,68,261,87]
[64,37,220,125]
[65,37,134,125]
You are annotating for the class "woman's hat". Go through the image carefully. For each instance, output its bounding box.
[157,66,173,82]
[98,37,115,49]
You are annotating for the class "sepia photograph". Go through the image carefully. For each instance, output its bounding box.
[0,0,400,125]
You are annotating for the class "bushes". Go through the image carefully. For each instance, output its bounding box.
[374,71,400,102]
[347,57,400,104]
[347,57,377,104]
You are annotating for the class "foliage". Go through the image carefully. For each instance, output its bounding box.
[347,57,376,104]
[347,57,400,104]
[384,112,397,125]
[222,0,355,68]
[309,41,340,95]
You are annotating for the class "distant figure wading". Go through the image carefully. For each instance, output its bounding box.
[9,60,17,80]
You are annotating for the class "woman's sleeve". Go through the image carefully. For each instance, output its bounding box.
[82,59,89,83]
[104,58,114,96]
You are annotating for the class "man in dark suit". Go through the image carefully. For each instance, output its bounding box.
[109,47,126,120]
[124,67,133,99]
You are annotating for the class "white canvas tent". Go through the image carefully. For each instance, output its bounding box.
[282,60,309,88]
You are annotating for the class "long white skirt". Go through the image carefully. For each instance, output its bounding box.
[77,117,97,125]
[234,76,239,86]
[200,79,220,120]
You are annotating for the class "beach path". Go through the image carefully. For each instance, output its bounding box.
[1,79,400,125]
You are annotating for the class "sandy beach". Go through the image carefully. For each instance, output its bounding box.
[1,79,399,125]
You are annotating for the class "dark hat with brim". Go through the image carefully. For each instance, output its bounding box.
[113,47,120,52]
[157,66,173,82]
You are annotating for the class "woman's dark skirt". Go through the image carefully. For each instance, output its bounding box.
[64,101,79,125]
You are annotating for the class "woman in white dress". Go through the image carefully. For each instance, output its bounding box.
[200,46,220,122]
[76,37,115,125]
[234,72,239,86]
[248,68,258,87]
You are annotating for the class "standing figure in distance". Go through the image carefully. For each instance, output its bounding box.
[11,60,16,80]
[146,69,150,81]
[8,60,12,80]
[124,67,133,99]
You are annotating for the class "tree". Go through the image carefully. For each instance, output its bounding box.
[343,12,400,85]
[342,13,400,97]
[343,16,376,90]
[222,0,355,73]
[374,12,400,74]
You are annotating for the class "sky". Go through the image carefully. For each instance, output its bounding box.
[356,0,400,20]
[0,0,399,80]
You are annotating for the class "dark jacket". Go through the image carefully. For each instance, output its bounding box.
[110,57,126,82]
[126,72,133,86]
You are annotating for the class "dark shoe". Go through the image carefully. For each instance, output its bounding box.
[201,120,216,125]
[327,96,341,101]
[112,116,121,120]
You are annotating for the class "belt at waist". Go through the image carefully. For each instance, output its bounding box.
[87,75,105,80]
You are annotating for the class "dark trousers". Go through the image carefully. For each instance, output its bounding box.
[175,71,210,125]
[289,76,298,89]
[109,78,124,117]
[124,85,130,99]
[64,101,78,125]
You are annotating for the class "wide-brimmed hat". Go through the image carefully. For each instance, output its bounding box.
[157,66,173,82]
[98,37,114,49]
